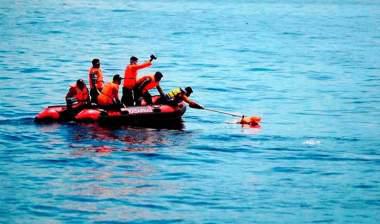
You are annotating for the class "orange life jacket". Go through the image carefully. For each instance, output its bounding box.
[88,67,104,89]
[70,84,89,102]
[97,82,119,106]
[123,61,152,89]
[136,75,159,94]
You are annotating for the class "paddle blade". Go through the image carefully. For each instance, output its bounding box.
[239,116,261,125]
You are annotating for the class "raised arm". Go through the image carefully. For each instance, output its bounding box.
[135,61,152,70]
[135,54,156,70]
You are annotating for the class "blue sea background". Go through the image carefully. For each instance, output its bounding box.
[1,0,380,223]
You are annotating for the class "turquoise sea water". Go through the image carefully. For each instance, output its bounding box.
[1,0,380,223]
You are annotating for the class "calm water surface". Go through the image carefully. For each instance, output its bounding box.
[1,0,380,223]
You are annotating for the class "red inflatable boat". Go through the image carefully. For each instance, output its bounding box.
[35,102,187,125]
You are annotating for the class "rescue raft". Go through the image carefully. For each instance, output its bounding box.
[35,102,187,125]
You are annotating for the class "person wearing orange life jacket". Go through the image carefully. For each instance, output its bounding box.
[88,58,104,104]
[121,54,157,106]
[97,74,123,109]
[158,86,204,109]
[65,79,90,110]
[134,72,165,105]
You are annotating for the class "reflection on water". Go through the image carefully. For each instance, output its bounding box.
[34,122,185,221]
[240,124,262,135]
[71,145,114,155]
[36,121,186,154]
[35,122,62,133]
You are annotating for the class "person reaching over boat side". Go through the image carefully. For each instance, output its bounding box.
[88,58,104,104]
[158,86,204,109]
[65,79,90,110]
[134,71,165,106]
[97,74,123,109]
[122,54,157,106]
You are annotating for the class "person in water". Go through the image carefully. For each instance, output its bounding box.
[238,115,261,126]
[97,74,123,109]
[134,71,165,106]
[88,58,104,104]
[65,79,90,110]
[159,86,204,109]
[121,54,156,106]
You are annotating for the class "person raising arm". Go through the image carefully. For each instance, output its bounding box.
[122,54,157,106]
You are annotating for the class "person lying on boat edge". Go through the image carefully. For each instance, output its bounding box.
[122,54,157,106]
[157,86,204,109]
[88,58,104,104]
[134,71,165,106]
[97,74,123,109]
[65,79,90,110]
